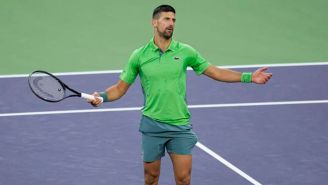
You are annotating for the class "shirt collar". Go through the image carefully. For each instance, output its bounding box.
[149,38,178,52]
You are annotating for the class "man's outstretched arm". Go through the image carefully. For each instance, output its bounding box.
[90,80,131,106]
[203,65,272,84]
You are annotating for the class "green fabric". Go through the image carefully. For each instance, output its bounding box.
[120,38,210,125]
[139,115,193,134]
[241,72,253,83]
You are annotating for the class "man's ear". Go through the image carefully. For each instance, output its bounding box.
[152,19,157,28]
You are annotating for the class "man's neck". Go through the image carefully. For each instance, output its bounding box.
[153,35,171,52]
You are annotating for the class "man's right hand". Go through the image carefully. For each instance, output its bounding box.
[89,92,103,107]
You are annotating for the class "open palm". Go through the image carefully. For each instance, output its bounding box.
[252,67,272,84]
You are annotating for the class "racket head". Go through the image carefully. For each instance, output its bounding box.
[28,70,76,102]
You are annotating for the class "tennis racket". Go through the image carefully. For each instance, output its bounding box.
[28,70,103,103]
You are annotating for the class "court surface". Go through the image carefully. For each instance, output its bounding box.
[0,63,328,185]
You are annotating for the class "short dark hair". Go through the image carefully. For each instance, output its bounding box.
[152,4,175,19]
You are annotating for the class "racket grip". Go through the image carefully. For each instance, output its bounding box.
[81,93,104,103]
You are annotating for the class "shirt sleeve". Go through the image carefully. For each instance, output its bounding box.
[188,48,210,75]
[120,49,140,84]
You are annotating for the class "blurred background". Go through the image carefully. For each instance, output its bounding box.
[1,0,327,74]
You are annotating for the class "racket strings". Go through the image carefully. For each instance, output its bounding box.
[29,73,65,101]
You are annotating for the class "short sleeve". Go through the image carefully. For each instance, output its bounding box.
[188,48,210,75]
[120,49,140,84]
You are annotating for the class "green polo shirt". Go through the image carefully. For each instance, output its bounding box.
[120,38,210,125]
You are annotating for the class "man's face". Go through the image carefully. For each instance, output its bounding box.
[152,12,176,40]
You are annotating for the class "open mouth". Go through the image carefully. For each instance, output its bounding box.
[166,27,173,31]
[166,28,173,32]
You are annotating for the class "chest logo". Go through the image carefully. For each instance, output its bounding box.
[173,56,180,61]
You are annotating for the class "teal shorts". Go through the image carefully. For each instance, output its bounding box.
[139,115,198,162]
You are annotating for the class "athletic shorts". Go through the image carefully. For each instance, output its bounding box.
[139,115,198,162]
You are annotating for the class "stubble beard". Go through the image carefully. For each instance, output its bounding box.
[159,27,174,40]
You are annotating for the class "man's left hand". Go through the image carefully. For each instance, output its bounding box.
[252,67,272,84]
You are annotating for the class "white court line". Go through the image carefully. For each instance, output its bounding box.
[1,99,328,117]
[196,142,262,185]
[1,62,326,185]
[2,100,328,184]
[1,61,328,78]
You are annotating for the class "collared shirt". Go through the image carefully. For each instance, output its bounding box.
[120,38,210,125]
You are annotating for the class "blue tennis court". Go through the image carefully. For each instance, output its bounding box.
[0,63,328,185]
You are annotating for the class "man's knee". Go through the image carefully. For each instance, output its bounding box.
[175,173,191,185]
[144,167,160,178]
[144,161,161,185]
[175,167,191,185]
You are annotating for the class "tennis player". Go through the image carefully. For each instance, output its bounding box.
[90,4,272,185]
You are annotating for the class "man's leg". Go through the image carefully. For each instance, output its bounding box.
[169,153,192,185]
[144,160,161,185]
[142,133,168,185]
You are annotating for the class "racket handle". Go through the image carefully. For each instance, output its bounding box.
[81,93,104,103]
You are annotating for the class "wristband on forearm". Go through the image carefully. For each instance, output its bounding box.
[241,72,252,83]
[99,91,110,102]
